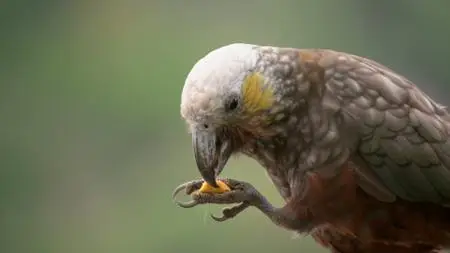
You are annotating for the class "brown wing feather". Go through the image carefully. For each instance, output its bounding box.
[325,51,450,205]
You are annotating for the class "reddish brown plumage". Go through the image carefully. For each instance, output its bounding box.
[281,162,450,252]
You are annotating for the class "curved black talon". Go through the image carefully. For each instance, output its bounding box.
[172,180,204,208]
[176,199,199,208]
[211,202,250,222]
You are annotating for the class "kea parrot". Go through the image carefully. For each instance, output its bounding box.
[172,43,450,253]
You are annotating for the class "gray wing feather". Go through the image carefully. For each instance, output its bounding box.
[327,52,450,205]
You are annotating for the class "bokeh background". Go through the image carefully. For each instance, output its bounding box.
[2,0,450,252]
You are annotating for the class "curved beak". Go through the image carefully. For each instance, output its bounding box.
[192,127,232,187]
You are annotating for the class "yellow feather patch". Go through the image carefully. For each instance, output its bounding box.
[242,72,274,113]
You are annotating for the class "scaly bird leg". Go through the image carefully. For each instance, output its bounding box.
[172,178,311,231]
[172,179,252,221]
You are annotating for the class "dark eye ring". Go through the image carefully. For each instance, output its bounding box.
[227,98,239,111]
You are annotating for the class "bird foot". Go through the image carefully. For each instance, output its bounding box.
[172,178,267,222]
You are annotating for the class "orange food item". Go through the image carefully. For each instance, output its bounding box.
[198,180,231,193]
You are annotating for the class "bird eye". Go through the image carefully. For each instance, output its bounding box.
[226,97,239,112]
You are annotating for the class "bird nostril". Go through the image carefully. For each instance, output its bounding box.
[203,124,209,129]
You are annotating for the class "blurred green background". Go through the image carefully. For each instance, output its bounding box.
[2,1,450,252]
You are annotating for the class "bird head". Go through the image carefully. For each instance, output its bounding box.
[180,43,299,186]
